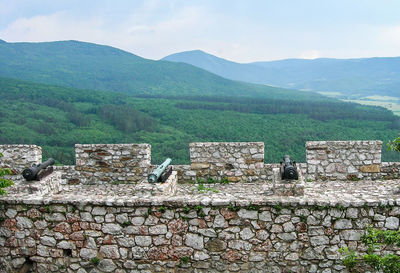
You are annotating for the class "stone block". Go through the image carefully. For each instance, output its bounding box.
[190,163,210,170]
[272,167,304,196]
[359,164,380,173]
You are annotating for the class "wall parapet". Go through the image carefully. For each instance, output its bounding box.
[0,140,397,185]
[74,143,151,184]
[1,140,400,272]
[306,140,382,181]
[189,142,264,182]
[0,145,41,175]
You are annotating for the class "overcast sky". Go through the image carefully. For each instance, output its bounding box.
[1,0,399,62]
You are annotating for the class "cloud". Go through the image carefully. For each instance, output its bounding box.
[0,12,105,42]
[299,50,322,59]
[380,25,400,46]
[0,4,214,60]
[2,1,400,62]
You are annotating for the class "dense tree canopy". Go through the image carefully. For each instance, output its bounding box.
[1,77,400,165]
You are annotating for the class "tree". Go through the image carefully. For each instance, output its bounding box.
[387,135,400,152]
[0,152,14,195]
[339,227,400,273]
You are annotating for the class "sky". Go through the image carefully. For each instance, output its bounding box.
[0,0,400,63]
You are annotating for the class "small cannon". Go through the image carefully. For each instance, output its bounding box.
[148,158,172,183]
[22,158,55,181]
[280,155,298,180]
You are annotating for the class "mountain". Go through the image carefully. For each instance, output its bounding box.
[0,40,323,100]
[162,50,270,85]
[163,50,400,98]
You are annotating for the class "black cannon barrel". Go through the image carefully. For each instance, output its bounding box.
[280,155,298,180]
[283,155,291,165]
[22,158,55,181]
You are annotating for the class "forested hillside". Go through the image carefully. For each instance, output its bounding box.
[1,77,399,165]
[0,40,323,100]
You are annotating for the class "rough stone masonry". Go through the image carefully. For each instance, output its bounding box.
[0,140,399,273]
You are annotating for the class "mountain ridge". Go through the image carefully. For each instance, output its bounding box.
[0,39,325,100]
[163,50,400,97]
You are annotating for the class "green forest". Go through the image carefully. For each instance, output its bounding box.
[1,77,400,165]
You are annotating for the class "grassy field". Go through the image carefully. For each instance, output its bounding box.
[317,91,400,116]
[344,96,400,116]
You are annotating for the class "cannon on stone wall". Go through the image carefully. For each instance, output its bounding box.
[22,158,55,181]
[148,158,172,183]
[280,155,298,180]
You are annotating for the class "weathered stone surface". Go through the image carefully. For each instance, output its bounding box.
[92,207,107,215]
[2,141,400,272]
[185,233,204,250]
[238,209,258,219]
[310,235,329,246]
[277,232,297,242]
[97,259,117,272]
[16,217,33,229]
[240,228,255,240]
[213,215,228,228]
[99,245,120,259]
[5,209,17,218]
[259,211,272,221]
[80,212,93,222]
[40,236,56,247]
[149,224,167,235]
[80,248,97,259]
[102,224,122,234]
[194,251,210,261]
[306,140,382,180]
[168,219,188,234]
[191,163,211,170]
[334,219,352,229]
[385,217,399,230]
[135,236,152,247]
[340,230,361,241]
[205,239,227,252]
[228,240,252,251]
[188,142,264,182]
[57,240,75,249]
[360,164,380,173]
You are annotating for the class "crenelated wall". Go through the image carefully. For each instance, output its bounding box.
[74,144,151,184]
[0,145,42,175]
[189,142,265,182]
[1,140,398,184]
[1,141,400,272]
[306,141,382,181]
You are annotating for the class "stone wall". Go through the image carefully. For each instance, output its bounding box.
[74,144,151,184]
[174,164,280,184]
[0,145,42,175]
[189,142,265,182]
[0,200,399,273]
[306,141,382,181]
[380,162,400,180]
[0,140,397,185]
[53,166,79,185]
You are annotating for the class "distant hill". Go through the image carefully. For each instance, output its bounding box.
[0,40,324,100]
[163,50,270,85]
[163,50,400,98]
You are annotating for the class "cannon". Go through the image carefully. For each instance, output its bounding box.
[22,158,55,181]
[280,155,298,180]
[148,158,172,183]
